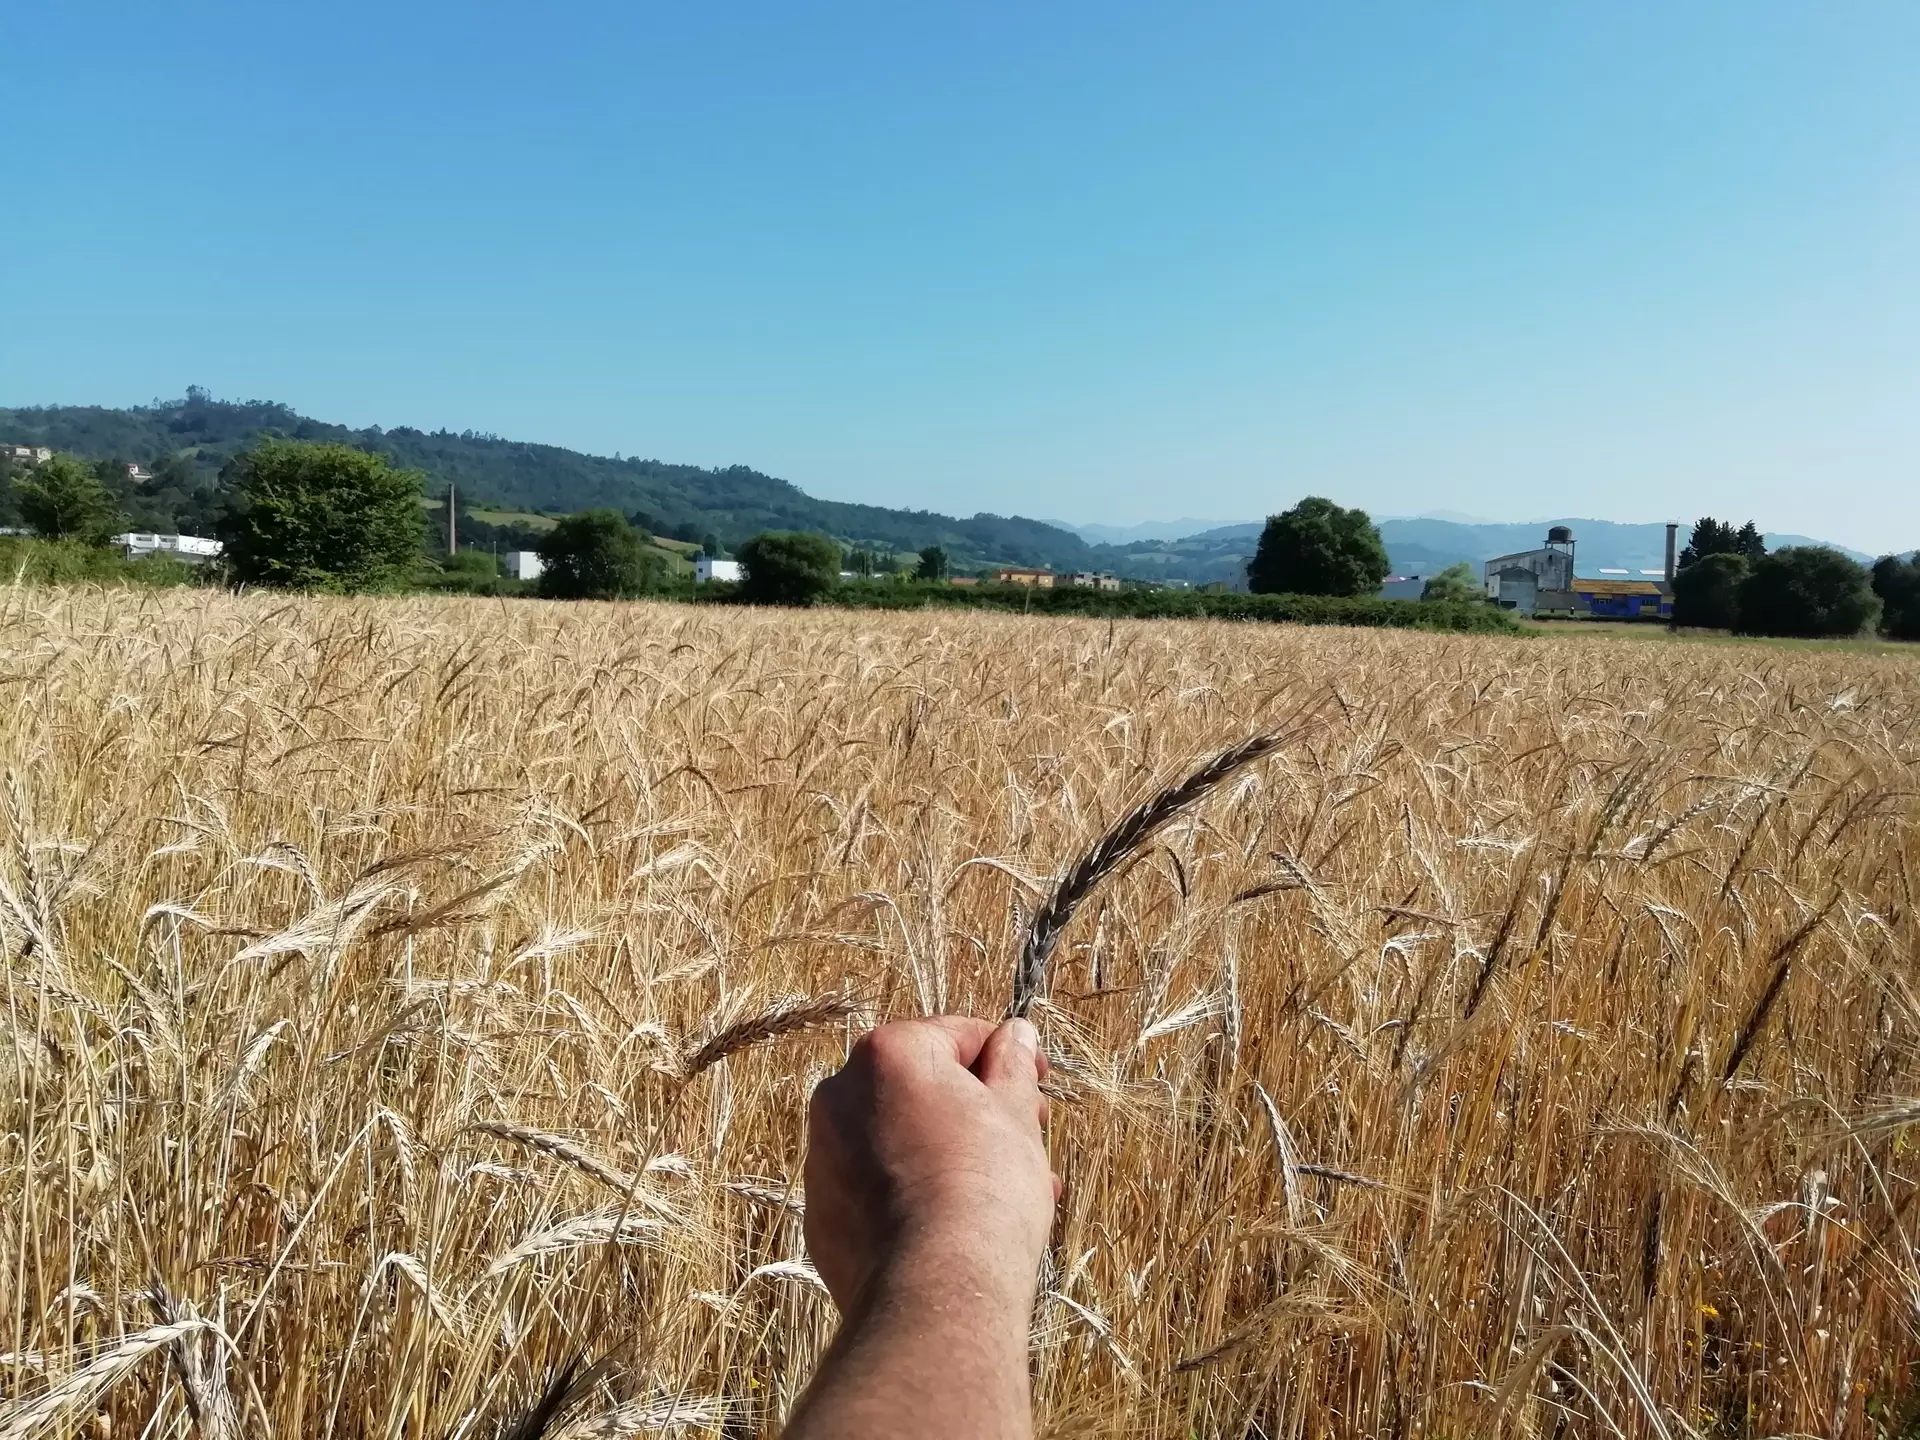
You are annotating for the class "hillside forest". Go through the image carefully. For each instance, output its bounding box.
[0,390,1102,573]
[0,391,1892,584]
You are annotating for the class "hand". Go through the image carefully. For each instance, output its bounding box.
[804,1016,1057,1314]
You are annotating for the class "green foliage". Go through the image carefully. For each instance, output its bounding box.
[537,510,661,600]
[737,531,842,607]
[12,454,122,543]
[441,550,499,577]
[1671,552,1750,630]
[1,393,1097,573]
[800,579,1524,633]
[1679,517,1766,569]
[1871,554,1920,641]
[1420,562,1480,603]
[218,440,426,592]
[917,545,948,581]
[0,536,197,588]
[1737,547,1879,638]
[1246,498,1390,598]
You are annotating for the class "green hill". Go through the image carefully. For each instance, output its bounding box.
[0,389,1096,572]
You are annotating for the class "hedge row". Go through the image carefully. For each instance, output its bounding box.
[0,537,205,588]
[700,580,1527,634]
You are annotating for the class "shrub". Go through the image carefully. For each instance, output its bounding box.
[1871,554,1920,641]
[737,531,841,606]
[1246,498,1390,598]
[218,440,425,592]
[803,579,1525,633]
[1737,546,1879,638]
[13,454,122,543]
[1420,562,1480,603]
[0,536,198,587]
[1671,552,1749,630]
[537,510,660,600]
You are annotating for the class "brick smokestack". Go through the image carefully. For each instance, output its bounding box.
[1664,522,1677,582]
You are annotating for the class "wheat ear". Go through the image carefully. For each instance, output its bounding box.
[1011,730,1292,1017]
[679,994,861,1080]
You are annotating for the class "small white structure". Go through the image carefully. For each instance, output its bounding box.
[113,533,223,564]
[6,446,52,465]
[501,551,544,582]
[695,557,742,584]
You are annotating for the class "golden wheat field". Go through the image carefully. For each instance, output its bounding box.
[4,587,1920,1440]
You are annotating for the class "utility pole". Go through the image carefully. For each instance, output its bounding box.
[448,482,458,555]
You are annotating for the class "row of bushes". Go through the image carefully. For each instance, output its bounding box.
[700,578,1528,634]
[1672,547,1918,640]
[0,537,205,588]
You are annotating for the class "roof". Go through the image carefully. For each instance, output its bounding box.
[1486,548,1551,566]
[1573,578,1665,597]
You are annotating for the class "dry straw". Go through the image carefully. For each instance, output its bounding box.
[4,589,1919,1438]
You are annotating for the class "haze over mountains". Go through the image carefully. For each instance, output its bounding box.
[0,392,1890,587]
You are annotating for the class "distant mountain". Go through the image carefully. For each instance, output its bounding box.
[0,393,1097,572]
[1049,517,1227,545]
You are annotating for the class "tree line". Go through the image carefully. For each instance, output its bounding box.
[1669,516,1917,640]
[7,442,1917,640]
[1239,497,1917,641]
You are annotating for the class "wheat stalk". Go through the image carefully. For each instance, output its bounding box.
[1011,729,1298,1016]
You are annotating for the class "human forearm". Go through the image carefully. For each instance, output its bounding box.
[785,1239,1037,1440]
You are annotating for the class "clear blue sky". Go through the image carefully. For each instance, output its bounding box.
[4,2,1916,550]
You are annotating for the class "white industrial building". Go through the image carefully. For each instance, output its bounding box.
[695,556,742,583]
[1482,527,1578,614]
[501,551,544,582]
[113,533,223,564]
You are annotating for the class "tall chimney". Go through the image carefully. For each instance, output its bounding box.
[1664,522,1678,582]
[448,482,458,555]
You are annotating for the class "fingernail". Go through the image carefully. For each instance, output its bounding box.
[1008,1018,1038,1052]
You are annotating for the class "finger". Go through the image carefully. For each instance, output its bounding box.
[908,1015,1000,1068]
[975,1018,1044,1097]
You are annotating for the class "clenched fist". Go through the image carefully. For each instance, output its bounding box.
[803,1016,1058,1314]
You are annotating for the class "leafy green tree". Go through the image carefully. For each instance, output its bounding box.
[537,509,660,599]
[218,440,425,591]
[1737,546,1879,638]
[1246,497,1389,597]
[917,545,949,581]
[1679,517,1766,568]
[14,454,122,543]
[1871,553,1920,641]
[1420,561,1479,602]
[701,533,722,559]
[1671,552,1749,629]
[737,531,841,606]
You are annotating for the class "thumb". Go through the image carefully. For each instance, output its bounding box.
[975,1017,1044,1095]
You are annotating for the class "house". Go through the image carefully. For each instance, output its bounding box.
[993,567,1054,587]
[112,533,223,564]
[1060,571,1121,591]
[695,557,742,584]
[125,463,152,482]
[501,551,544,582]
[6,446,52,465]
